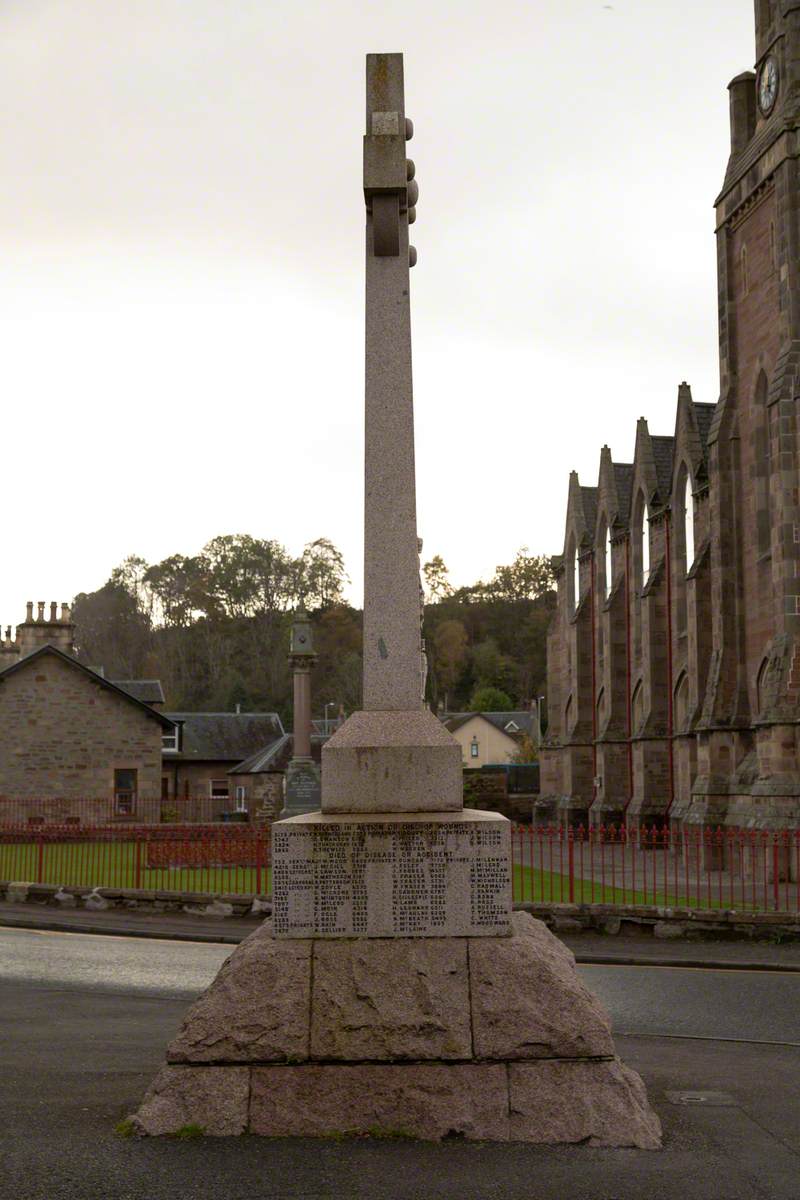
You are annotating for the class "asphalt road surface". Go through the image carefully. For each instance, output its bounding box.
[2,926,800,1200]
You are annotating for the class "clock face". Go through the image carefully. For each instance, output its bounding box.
[758,56,779,116]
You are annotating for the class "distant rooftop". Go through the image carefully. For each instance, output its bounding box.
[113,679,165,706]
[163,711,285,761]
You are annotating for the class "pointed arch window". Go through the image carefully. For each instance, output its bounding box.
[604,526,612,600]
[573,544,580,613]
[674,671,689,732]
[641,504,651,587]
[754,370,772,557]
[756,657,770,715]
[683,473,695,571]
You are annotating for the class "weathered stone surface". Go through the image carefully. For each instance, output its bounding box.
[5,882,30,903]
[249,1064,510,1140]
[310,937,470,1060]
[321,709,462,813]
[470,912,614,1060]
[272,810,511,938]
[508,1059,662,1148]
[167,921,311,1063]
[131,1065,249,1137]
[654,921,686,940]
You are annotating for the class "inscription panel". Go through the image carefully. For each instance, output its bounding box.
[272,813,511,938]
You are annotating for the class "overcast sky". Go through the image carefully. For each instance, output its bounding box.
[0,0,755,624]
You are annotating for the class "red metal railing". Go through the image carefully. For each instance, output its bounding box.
[511,824,800,912]
[1,823,798,912]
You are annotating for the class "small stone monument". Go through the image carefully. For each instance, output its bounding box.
[129,55,661,1147]
[280,607,321,818]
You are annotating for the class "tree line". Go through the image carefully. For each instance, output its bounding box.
[72,535,555,724]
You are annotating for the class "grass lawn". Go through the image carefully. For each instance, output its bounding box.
[0,840,272,897]
[0,838,778,911]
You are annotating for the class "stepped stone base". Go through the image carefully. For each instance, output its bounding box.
[129,913,661,1147]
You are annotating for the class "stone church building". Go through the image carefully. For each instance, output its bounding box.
[541,1,800,838]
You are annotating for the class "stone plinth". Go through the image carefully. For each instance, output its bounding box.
[131,912,661,1147]
[272,809,511,938]
[321,709,462,813]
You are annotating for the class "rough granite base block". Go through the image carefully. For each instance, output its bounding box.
[469,912,614,1059]
[321,708,463,813]
[272,810,512,938]
[249,1064,510,1140]
[508,1060,662,1149]
[131,1065,249,1137]
[167,921,310,1063]
[310,936,471,1060]
[130,914,662,1147]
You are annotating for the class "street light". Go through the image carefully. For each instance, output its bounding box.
[324,701,337,735]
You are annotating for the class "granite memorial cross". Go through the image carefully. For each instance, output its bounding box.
[129,57,661,1145]
[270,51,513,939]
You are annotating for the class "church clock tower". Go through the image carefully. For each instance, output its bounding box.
[697,0,800,829]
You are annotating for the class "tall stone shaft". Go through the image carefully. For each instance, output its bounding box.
[362,52,422,712]
[320,52,462,814]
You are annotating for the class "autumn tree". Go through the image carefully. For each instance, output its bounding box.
[423,555,453,601]
[430,619,468,711]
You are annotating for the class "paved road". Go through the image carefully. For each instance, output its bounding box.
[2,927,800,1200]
[4,925,799,1044]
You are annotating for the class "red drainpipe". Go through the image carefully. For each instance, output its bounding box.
[664,512,675,818]
[590,551,597,806]
[624,535,633,806]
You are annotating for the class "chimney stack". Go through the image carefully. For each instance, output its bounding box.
[16,598,76,659]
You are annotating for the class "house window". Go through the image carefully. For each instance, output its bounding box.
[210,780,229,800]
[162,726,180,752]
[234,785,247,811]
[114,769,138,816]
[470,738,479,759]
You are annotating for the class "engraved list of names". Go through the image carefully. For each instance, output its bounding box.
[272,817,512,938]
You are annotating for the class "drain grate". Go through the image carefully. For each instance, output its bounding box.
[665,1090,738,1106]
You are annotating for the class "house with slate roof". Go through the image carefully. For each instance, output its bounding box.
[0,601,296,824]
[0,640,175,825]
[160,710,288,819]
[442,710,538,769]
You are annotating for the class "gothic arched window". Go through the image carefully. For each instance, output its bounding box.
[674,671,689,732]
[754,370,772,556]
[604,526,612,600]
[683,473,695,571]
[641,504,651,587]
[573,544,580,613]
